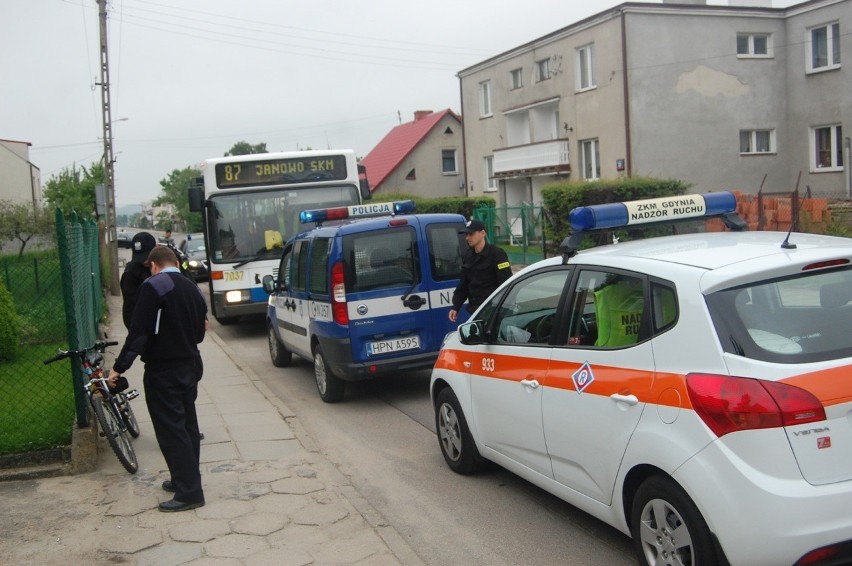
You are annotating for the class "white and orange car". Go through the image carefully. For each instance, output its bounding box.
[430,191,852,566]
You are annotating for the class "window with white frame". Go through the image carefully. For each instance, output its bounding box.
[484,156,497,192]
[807,22,841,73]
[740,130,775,154]
[736,33,771,57]
[510,68,523,90]
[479,80,492,117]
[536,58,551,82]
[811,125,843,171]
[442,149,458,174]
[576,44,596,91]
[581,139,600,180]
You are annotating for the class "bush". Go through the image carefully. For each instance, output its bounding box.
[371,192,496,219]
[0,281,21,361]
[540,176,693,253]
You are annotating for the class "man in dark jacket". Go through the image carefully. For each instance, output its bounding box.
[120,232,156,330]
[109,246,208,512]
[449,219,513,323]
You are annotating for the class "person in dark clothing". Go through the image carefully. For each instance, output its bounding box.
[449,219,513,323]
[109,246,208,512]
[120,232,156,330]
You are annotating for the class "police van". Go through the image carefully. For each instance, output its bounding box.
[262,200,468,402]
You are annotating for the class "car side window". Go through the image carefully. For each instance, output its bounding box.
[291,240,309,293]
[309,237,331,295]
[492,269,571,345]
[568,270,646,348]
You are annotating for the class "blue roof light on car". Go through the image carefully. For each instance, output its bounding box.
[299,200,416,224]
[568,191,737,232]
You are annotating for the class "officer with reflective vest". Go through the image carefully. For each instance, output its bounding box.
[449,219,513,323]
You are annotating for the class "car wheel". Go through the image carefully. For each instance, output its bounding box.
[313,343,345,403]
[435,387,482,475]
[268,322,292,367]
[630,475,720,566]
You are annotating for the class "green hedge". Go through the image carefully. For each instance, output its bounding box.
[371,192,495,219]
[540,177,693,253]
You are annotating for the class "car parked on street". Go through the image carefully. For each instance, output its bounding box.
[116,229,135,249]
[178,233,209,281]
[430,191,852,566]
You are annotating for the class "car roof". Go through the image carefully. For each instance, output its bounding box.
[526,230,852,293]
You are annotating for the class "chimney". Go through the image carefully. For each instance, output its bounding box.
[414,110,433,121]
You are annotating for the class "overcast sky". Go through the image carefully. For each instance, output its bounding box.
[2,0,797,208]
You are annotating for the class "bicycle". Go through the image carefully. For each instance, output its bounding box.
[44,340,139,474]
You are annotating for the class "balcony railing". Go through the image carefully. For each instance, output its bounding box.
[493,139,570,178]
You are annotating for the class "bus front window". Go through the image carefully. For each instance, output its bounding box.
[209,185,359,263]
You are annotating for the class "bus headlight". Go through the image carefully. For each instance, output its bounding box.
[225,290,250,304]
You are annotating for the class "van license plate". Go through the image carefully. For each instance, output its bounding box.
[366,336,420,356]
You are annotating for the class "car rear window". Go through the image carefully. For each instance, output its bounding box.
[344,227,418,292]
[707,267,852,363]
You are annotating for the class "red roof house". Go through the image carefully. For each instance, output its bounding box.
[360,109,464,198]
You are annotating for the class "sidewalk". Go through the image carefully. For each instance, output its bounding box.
[0,293,423,565]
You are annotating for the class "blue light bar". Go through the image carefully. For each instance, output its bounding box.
[569,192,737,232]
[300,200,416,224]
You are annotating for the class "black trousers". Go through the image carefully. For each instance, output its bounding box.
[143,356,203,503]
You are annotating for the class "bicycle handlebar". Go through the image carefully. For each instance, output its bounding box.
[43,340,120,365]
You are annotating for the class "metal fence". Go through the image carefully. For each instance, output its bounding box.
[0,211,103,456]
[474,202,548,265]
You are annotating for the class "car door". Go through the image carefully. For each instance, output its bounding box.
[423,219,468,336]
[541,268,655,505]
[282,238,313,359]
[470,268,572,478]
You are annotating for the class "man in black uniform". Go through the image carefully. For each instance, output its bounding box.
[109,246,208,512]
[120,232,156,330]
[449,219,513,323]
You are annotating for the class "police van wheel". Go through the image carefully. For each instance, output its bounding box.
[313,344,345,403]
[630,475,720,566]
[268,323,292,367]
[435,387,482,475]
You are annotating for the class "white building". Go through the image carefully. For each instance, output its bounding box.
[0,138,42,206]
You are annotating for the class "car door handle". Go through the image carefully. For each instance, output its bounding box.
[520,379,540,388]
[610,393,639,406]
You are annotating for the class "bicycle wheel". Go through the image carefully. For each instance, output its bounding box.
[117,393,140,438]
[91,392,138,474]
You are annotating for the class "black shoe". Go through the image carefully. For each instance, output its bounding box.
[162,480,176,493]
[158,498,204,512]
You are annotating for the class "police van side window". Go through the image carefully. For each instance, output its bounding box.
[567,270,646,348]
[291,240,309,293]
[309,238,331,295]
[344,228,418,292]
[427,223,466,281]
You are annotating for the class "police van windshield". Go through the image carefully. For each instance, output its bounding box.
[344,228,419,292]
[209,185,359,263]
[707,267,852,363]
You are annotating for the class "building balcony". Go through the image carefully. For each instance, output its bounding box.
[493,139,570,179]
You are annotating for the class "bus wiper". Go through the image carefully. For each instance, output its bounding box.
[233,255,260,268]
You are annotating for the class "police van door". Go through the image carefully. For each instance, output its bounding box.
[279,238,312,359]
[423,220,468,336]
[541,268,654,505]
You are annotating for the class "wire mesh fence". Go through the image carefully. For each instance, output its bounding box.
[0,211,103,456]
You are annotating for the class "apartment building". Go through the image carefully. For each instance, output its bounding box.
[458,0,850,208]
[0,138,42,206]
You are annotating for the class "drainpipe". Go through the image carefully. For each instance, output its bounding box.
[621,9,632,176]
[845,137,851,199]
[459,75,469,198]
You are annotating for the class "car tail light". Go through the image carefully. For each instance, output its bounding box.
[686,374,826,437]
[331,261,348,325]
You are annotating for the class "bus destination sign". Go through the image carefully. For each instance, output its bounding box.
[215,155,348,189]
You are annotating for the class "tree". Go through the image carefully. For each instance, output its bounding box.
[42,162,105,219]
[153,167,203,233]
[225,141,268,156]
[0,200,55,258]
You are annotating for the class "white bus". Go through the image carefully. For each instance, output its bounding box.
[188,149,371,324]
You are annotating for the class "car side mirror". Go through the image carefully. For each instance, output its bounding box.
[459,320,484,345]
[262,274,280,294]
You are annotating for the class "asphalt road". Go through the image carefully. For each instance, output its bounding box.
[206,303,636,566]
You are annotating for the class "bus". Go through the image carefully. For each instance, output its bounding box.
[188,149,371,324]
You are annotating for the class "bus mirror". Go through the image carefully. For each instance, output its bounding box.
[188,185,204,212]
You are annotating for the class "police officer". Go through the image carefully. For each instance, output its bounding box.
[449,219,513,323]
[120,232,156,330]
[109,246,208,512]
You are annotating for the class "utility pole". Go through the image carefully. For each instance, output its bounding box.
[98,0,120,295]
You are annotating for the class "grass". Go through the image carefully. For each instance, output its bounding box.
[0,343,77,454]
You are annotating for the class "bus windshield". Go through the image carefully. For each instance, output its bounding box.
[209,184,359,263]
